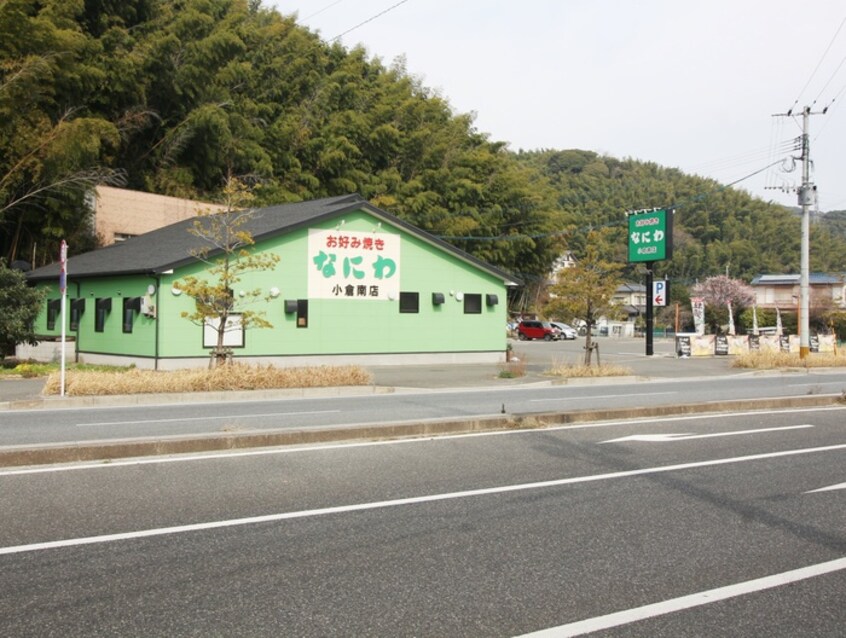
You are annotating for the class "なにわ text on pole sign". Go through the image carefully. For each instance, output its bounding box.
[627,208,674,263]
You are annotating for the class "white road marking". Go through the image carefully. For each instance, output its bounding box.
[601,424,814,444]
[517,556,846,637]
[530,392,676,403]
[1,406,843,477]
[788,382,846,387]
[75,410,341,427]
[2,442,846,556]
[806,482,846,493]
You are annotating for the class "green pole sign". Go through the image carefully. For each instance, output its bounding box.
[627,208,674,263]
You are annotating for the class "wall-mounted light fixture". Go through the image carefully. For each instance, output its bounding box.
[269,287,280,298]
[171,286,182,296]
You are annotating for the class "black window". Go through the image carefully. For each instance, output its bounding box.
[399,292,419,313]
[95,298,112,332]
[463,293,482,314]
[297,299,308,328]
[69,299,85,331]
[46,299,61,330]
[123,297,141,333]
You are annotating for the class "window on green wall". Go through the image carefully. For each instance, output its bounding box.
[297,299,308,328]
[464,293,482,314]
[399,292,419,313]
[46,299,60,330]
[69,299,85,331]
[123,297,141,333]
[95,298,112,332]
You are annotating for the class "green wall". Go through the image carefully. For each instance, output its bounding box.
[34,274,158,357]
[33,209,509,362]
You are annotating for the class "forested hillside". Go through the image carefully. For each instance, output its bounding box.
[516,150,846,284]
[2,0,845,291]
[821,210,846,242]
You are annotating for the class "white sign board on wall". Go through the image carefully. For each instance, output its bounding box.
[308,228,400,301]
[203,314,243,348]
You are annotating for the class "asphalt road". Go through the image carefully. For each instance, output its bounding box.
[2,370,845,447]
[1,406,844,636]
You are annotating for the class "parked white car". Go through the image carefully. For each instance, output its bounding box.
[549,321,578,340]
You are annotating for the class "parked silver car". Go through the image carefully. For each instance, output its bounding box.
[549,321,577,340]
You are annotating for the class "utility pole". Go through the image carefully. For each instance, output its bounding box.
[797,106,828,358]
[772,105,824,359]
[799,107,812,359]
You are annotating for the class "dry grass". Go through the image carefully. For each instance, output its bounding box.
[43,363,372,396]
[545,361,633,378]
[732,350,846,369]
[498,351,528,378]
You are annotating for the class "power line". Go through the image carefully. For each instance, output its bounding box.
[814,80,846,140]
[811,51,846,108]
[329,0,412,43]
[302,0,347,22]
[787,16,846,114]
[725,159,790,188]
[688,139,798,175]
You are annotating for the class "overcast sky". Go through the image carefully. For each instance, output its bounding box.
[271,1,846,211]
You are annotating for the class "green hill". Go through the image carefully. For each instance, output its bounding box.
[2,0,845,289]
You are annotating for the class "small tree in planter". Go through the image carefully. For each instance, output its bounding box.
[174,177,280,367]
[543,229,623,365]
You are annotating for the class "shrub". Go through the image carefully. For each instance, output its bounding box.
[43,363,372,396]
[498,351,527,378]
[732,351,846,369]
[545,361,632,378]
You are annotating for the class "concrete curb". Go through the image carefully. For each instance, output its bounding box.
[0,384,395,411]
[1,394,841,468]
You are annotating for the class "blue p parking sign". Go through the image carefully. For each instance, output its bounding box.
[652,280,668,307]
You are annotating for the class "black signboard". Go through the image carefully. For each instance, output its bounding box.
[715,334,729,356]
[748,335,760,351]
[810,335,820,353]
[779,336,790,352]
[675,335,691,358]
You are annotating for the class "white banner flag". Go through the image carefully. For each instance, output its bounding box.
[692,297,705,335]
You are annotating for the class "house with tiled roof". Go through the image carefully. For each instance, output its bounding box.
[750,273,846,310]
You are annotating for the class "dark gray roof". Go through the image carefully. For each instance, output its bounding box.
[751,273,845,285]
[28,193,521,286]
[616,282,646,293]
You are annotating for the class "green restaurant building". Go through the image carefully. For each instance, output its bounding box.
[25,194,519,369]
